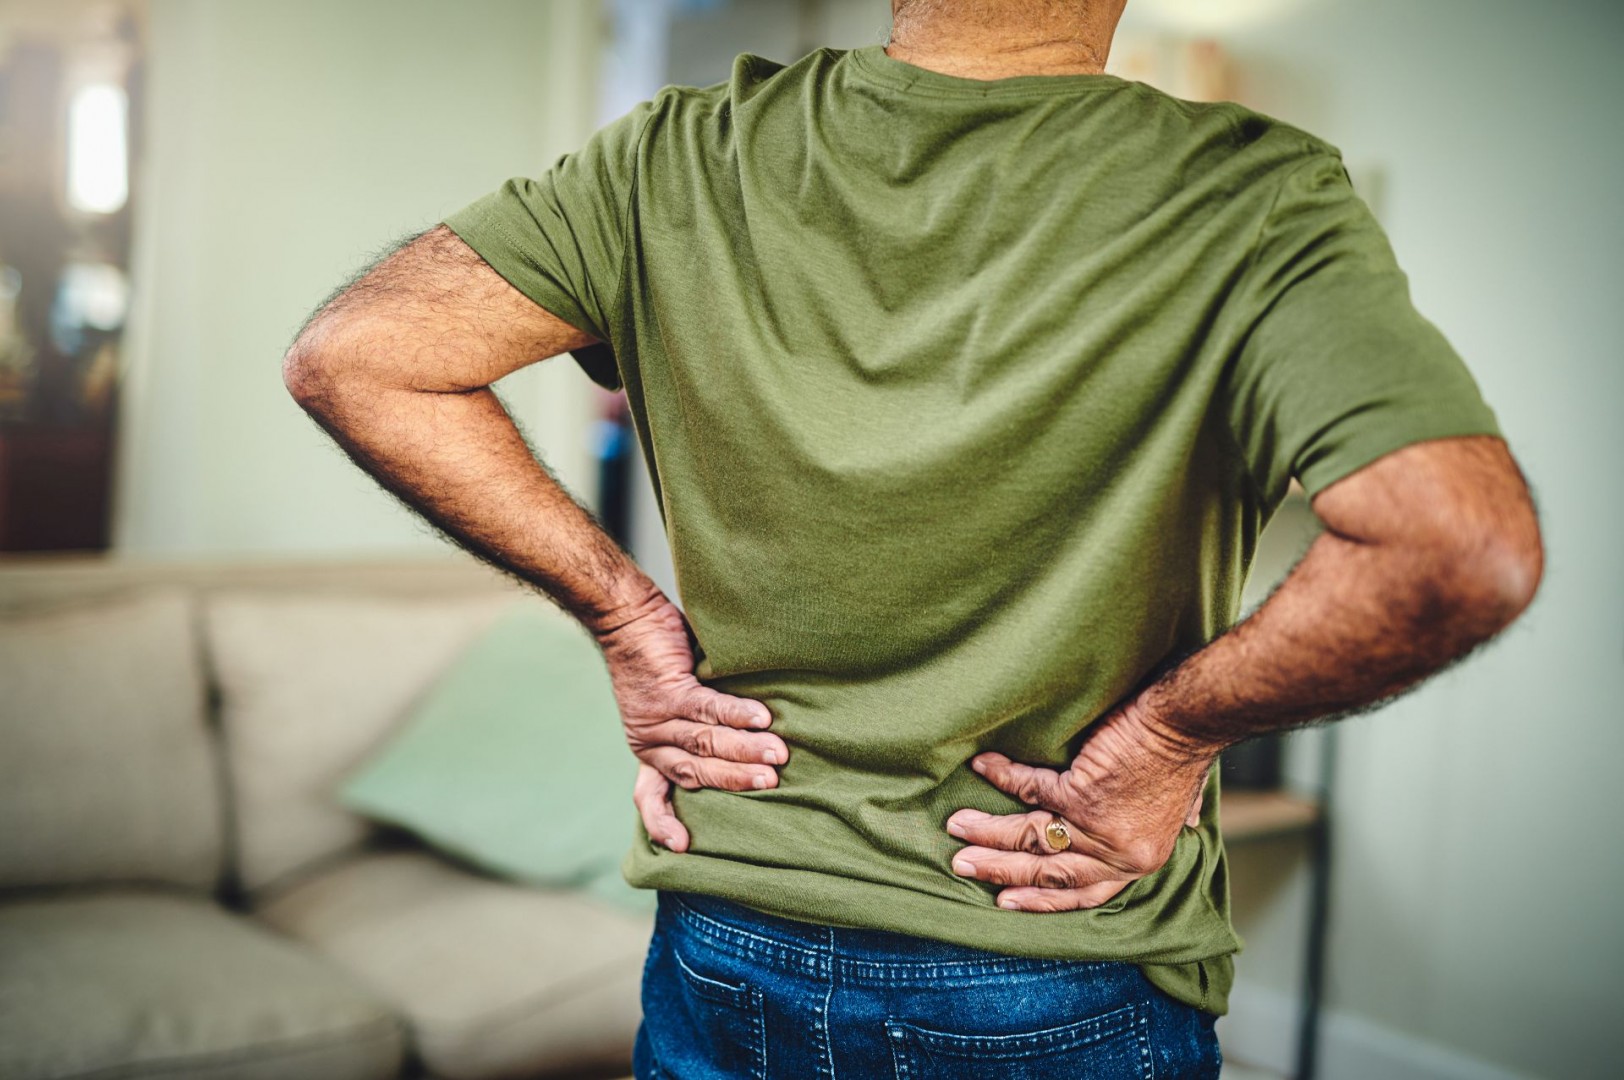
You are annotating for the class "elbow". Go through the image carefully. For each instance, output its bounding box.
[281,326,349,416]
[281,337,322,407]
[1483,527,1544,625]
[1434,515,1545,636]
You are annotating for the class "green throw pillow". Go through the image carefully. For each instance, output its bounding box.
[340,601,655,913]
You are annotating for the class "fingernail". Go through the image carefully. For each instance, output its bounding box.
[952,856,977,876]
[752,773,771,789]
[970,758,987,774]
[751,710,771,728]
[946,822,967,838]
[998,898,1022,910]
[762,748,783,764]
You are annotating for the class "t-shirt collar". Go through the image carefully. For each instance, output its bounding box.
[846,43,1129,98]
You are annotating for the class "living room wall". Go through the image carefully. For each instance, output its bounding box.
[1123,3,1621,1078]
[112,0,603,555]
[104,1,1621,1076]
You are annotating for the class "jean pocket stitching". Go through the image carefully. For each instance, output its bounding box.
[671,942,755,1009]
[670,944,769,1080]
[671,891,823,965]
[885,1000,1153,1077]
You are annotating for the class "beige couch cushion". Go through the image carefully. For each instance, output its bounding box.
[0,890,403,1080]
[257,850,653,1080]
[205,593,510,896]
[0,590,223,891]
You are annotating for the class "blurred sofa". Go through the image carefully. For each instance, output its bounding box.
[0,555,653,1080]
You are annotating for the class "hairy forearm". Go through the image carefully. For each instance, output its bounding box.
[1133,529,1513,761]
[1127,438,1543,763]
[291,372,659,635]
[283,226,666,636]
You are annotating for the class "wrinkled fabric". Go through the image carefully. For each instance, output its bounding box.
[443,44,1500,1016]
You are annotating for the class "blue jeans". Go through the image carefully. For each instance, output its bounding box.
[633,889,1222,1079]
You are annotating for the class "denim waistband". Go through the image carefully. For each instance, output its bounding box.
[660,889,1141,986]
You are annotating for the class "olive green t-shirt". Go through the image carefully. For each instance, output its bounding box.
[443,44,1500,1016]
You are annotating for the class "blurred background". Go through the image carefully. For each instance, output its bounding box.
[0,2,1619,1079]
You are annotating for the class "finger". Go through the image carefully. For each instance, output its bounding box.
[970,751,1068,813]
[949,845,1121,891]
[633,763,689,852]
[683,687,773,730]
[996,878,1130,912]
[643,718,788,766]
[945,808,1110,860]
[641,744,780,793]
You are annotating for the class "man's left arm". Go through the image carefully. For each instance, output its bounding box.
[942,149,1541,911]
[945,433,1542,910]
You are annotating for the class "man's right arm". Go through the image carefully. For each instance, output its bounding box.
[282,226,785,854]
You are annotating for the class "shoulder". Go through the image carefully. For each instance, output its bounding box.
[1121,78,1339,160]
[1204,98,1347,192]
[1125,84,1349,207]
[636,49,797,119]
[1002,73,1338,210]
[627,49,833,160]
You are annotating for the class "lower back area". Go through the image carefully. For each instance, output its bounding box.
[616,688,1240,983]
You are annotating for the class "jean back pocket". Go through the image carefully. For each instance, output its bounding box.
[886,1000,1152,1080]
[670,943,769,1080]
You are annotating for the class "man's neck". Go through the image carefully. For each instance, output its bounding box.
[883,38,1110,80]
[885,0,1123,81]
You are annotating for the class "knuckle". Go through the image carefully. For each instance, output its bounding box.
[714,733,750,763]
[1016,775,1044,803]
[1016,818,1048,855]
[706,763,747,790]
[668,759,700,788]
[977,861,1012,885]
[1034,862,1078,890]
[676,693,706,724]
[691,694,722,725]
[1122,841,1167,874]
[721,700,758,729]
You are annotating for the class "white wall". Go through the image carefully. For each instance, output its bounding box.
[1110,4,1621,1078]
[114,0,604,555]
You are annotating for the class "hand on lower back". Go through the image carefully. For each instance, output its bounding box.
[594,597,785,852]
[944,703,1214,911]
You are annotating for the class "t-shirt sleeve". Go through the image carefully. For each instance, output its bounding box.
[1221,150,1502,504]
[440,99,659,392]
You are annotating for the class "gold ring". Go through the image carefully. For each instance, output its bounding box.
[1044,815,1071,852]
